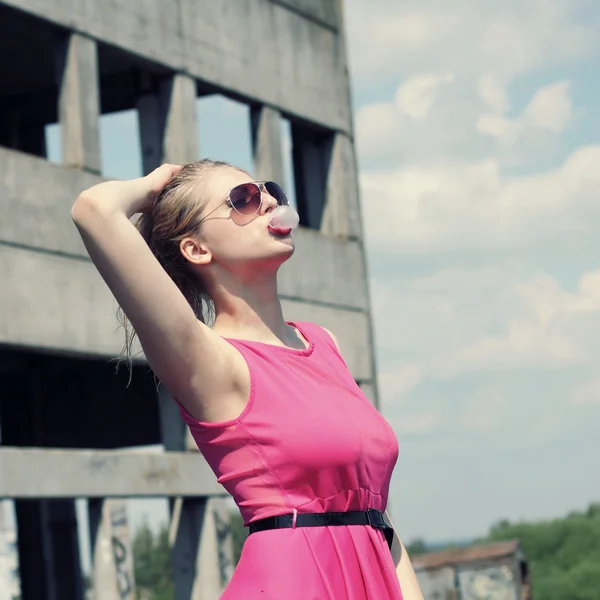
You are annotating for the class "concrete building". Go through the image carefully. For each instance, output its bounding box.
[0,0,378,598]
[413,540,531,600]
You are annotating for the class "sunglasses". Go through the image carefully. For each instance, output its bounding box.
[198,181,289,225]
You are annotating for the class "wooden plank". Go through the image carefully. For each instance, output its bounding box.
[0,448,225,498]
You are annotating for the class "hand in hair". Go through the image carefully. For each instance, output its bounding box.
[71,161,250,423]
[73,163,183,219]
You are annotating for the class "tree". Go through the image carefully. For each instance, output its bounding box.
[132,521,174,600]
[482,502,600,600]
[406,538,428,556]
[229,510,247,565]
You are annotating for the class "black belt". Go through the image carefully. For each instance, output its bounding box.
[248,509,394,550]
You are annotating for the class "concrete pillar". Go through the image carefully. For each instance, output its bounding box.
[14,500,84,599]
[14,501,55,600]
[251,106,285,184]
[46,500,85,600]
[55,33,101,174]
[138,74,198,174]
[159,387,234,600]
[88,499,136,600]
[322,132,363,240]
[358,381,378,407]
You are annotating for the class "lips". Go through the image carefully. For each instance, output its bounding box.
[268,225,292,236]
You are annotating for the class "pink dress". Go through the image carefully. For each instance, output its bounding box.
[179,321,403,599]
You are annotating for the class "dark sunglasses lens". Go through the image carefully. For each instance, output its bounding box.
[264,181,289,206]
[229,183,262,215]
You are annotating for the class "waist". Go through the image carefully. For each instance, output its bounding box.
[248,509,394,549]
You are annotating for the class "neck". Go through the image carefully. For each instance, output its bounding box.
[210,271,291,343]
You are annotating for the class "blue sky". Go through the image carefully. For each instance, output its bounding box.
[40,0,600,548]
[344,0,600,542]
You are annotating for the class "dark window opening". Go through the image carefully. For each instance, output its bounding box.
[290,121,334,230]
[0,5,63,158]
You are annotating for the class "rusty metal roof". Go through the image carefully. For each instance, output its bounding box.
[413,540,522,570]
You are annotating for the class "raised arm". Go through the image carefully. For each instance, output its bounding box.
[71,164,244,420]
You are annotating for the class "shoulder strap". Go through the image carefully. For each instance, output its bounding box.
[292,321,344,359]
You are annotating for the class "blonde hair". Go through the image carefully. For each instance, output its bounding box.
[117,158,243,372]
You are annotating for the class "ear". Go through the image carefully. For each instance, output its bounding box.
[180,236,212,266]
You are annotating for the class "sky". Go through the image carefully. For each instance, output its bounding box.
[36,0,600,549]
[343,0,600,542]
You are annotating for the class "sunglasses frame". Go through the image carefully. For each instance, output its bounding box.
[197,180,289,226]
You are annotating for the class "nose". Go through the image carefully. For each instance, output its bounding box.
[259,186,278,214]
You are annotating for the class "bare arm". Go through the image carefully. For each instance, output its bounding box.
[386,511,425,600]
[71,164,243,419]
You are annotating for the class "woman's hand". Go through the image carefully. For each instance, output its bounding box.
[73,163,183,220]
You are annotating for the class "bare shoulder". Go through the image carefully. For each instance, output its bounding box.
[155,322,251,424]
[320,326,342,353]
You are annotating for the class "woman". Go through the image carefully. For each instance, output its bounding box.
[71,160,424,599]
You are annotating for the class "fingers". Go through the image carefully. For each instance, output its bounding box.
[161,163,184,178]
[151,163,183,180]
[146,163,184,195]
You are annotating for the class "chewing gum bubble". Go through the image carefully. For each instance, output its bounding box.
[269,205,300,230]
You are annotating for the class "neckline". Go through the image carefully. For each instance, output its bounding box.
[222,321,314,356]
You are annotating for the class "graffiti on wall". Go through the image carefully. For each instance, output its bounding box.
[109,502,136,600]
[458,565,517,600]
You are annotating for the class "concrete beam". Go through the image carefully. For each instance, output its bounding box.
[0,448,226,498]
[0,148,368,311]
[251,106,285,185]
[322,132,363,240]
[0,244,372,380]
[269,0,339,29]
[138,74,199,174]
[3,0,351,133]
[55,33,101,174]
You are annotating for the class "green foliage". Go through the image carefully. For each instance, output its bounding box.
[229,510,247,565]
[132,521,175,600]
[484,502,600,600]
[131,502,600,600]
[131,513,248,600]
[406,538,428,556]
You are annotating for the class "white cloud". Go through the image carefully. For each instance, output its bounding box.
[477,75,510,115]
[357,78,573,169]
[571,378,600,406]
[525,82,572,132]
[345,0,596,86]
[477,81,572,143]
[372,266,600,381]
[394,73,454,120]
[361,145,600,255]
[379,365,423,404]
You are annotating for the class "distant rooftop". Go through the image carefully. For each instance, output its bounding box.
[413,540,522,570]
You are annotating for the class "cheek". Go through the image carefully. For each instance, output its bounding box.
[204,219,264,260]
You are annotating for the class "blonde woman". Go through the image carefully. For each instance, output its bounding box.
[71,161,423,599]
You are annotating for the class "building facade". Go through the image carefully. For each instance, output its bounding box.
[413,540,531,600]
[0,0,377,598]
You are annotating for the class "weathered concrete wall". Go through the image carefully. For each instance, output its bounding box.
[0,148,368,310]
[0,148,373,380]
[0,244,372,380]
[3,0,351,132]
[0,448,224,497]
